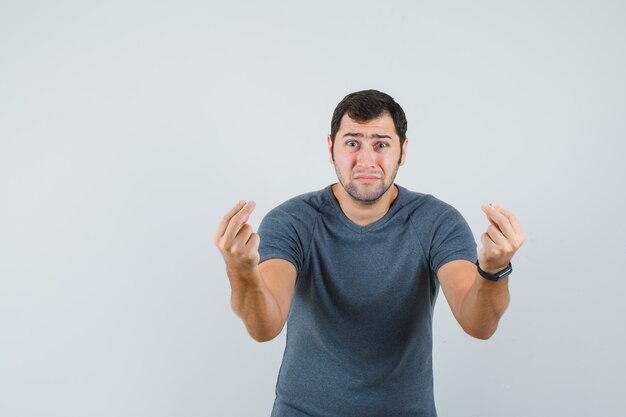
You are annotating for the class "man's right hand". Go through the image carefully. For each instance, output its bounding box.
[214,200,260,274]
[213,200,297,342]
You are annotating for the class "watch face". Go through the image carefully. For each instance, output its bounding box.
[476,261,512,281]
[495,266,513,279]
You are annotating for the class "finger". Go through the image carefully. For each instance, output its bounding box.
[480,231,508,262]
[247,232,260,253]
[486,224,509,247]
[223,201,257,242]
[214,200,246,243]
[480,232,498,252]
[481,204,515,240]
[492,204,524,240]
[481,204,499,227]
[490,203,515,224]
[489,204,525,245]
[235,223,254,246]
[485,213,498,228]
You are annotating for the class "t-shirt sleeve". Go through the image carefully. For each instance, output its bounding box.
[429,206,477,275]
[257,207,307,273]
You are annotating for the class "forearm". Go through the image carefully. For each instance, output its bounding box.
[228,266,284,342]
[459,274,510,340]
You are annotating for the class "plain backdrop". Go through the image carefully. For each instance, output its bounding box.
[1,1,625,416]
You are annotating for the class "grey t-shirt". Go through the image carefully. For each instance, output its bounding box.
[258,184,477,417]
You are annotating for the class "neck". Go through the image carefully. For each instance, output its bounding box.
[331,183,399,227]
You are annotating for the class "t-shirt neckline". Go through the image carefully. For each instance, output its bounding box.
[324,183,407,233]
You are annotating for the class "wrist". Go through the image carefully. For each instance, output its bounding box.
[477,259,509,274]
[476,260,513,282]
[227,263,262,288]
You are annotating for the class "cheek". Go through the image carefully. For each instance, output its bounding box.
[336,153,356,166]
[382,153,401,167]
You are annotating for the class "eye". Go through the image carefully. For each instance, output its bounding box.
[376,142,389,149]
[346,140,359,148]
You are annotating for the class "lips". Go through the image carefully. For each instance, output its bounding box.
[354,173,381,179]
[353,173,382,182]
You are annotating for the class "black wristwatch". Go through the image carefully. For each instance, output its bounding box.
[475,260,513,282]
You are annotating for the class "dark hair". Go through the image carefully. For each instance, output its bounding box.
[330,89,408,147]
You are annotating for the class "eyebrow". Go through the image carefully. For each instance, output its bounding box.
[342,133,393,140]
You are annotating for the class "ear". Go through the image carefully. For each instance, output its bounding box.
[399,137,409,166]
[327,134,334,164]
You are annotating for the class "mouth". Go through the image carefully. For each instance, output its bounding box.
[353,174,381,183]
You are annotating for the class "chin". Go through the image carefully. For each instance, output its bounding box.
[345,183,387,203]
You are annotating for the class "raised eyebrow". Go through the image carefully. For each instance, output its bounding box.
[342,133,393,140]
[371,134,392,140]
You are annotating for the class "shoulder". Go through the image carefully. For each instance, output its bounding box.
[396,185,461,220]
[274,187,329,214]
[260,186,331,230]
[395,186,470,241]
[270,187,329,218]
[257,187,331,266]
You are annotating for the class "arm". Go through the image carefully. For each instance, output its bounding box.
[438,260,510,339]
[437,203,524,340]
[214,201,297,342]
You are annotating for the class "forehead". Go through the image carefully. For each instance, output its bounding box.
[337,113,398,139]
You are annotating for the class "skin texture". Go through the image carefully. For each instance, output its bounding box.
[327,113,408,226]
[438,203,524,339]
[215,113,524,342]
[331,114,403,204]
[214,200,296,342]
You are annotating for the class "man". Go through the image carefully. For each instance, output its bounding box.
[214,90,524,416]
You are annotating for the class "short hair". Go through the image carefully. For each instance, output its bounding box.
[330,89,408,148]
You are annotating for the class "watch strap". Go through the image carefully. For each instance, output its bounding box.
[476,260,513,281]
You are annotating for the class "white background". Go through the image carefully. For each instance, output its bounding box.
[1,1,625,416]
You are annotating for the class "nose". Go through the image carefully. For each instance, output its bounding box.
[355,145,377,168]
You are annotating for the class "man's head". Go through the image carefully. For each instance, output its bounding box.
[327,90,409,204]
[329,89,408,159]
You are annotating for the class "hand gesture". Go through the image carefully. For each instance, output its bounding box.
[214,200,260,272]
[478,203,525,273]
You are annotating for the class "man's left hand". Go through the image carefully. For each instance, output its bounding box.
[478,203,525,274]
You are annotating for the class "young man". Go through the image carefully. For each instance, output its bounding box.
[214,90,524,417]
